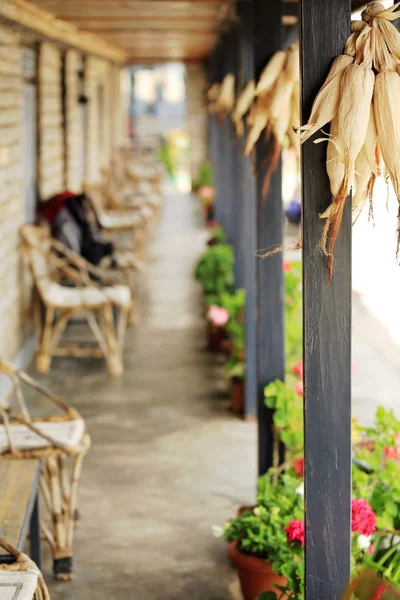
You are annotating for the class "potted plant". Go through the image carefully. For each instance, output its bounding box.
[219,469,304,600]
[207,222,226,246]
[192,158,213,192]
[198,185,215,218]
[194,243,234,298]
[226,355,246,414]
[206,304,230,352]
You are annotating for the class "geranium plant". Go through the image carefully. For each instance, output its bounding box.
[194,243,234,297]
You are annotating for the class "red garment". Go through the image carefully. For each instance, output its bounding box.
[38,191,77,224]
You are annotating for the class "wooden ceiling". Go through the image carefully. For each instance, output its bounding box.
[27,0,234,63]
[27,0,369,64]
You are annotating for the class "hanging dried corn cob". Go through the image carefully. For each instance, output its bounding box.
[246,43,299,157]
[232,80,255,137]
[216,73,235,118]
[244,42,300,199]
[207,83,221,113]
[298,2,400,279]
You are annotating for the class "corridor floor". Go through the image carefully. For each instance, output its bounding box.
[39,188,255,600]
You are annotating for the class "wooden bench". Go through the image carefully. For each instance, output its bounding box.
[0,459,41,567]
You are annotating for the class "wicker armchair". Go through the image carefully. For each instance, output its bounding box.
[0,538,50,599]
[84,183,151,253]
[21,224,131,377]
[0,362,91,581]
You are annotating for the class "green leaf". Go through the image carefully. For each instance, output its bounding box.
[256,593,278,600]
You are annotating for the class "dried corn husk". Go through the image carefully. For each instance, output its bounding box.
[245,95,271,155]
[255,50,287,97]
[207,83,221,113]
[364,103,379,176]
[374,69,400,251]
[287,83,300,154]
[232,80,256,137]
[321,62,374,274]
[325,117,345,198]
[300,1,400,278]
[216,74,235,115]
[296,54,354,143]
[353,149,374,216]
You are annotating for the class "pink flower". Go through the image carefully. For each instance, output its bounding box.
[367,544,375,555]
[351,499,376,536]
[285,520,305,547]
[198,186,215,201]
[207,305,229,328]
[295,380,304,397]
[293,458,304,478]
[292,361,303,379]
[283,261,292,272]
[384,446,399,460]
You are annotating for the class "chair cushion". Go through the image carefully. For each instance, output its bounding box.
[98,210,143,230]
[0,419,86,454]
[0,570,39,600]
[39,282,131,309]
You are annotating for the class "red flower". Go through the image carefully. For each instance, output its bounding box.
[384,446,399,460]
[295,380,304,397]
[292,360,303,379]
[351,499,376,536]
[283,261,292,272]
[371,584,400,600]
[360,439,375,452]
[285,519,305,547]
[207,220,218,229]
[293,458,304,478]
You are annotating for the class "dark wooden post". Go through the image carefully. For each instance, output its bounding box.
[300,1,352,598]
[237,0,258,419]
[208,49,222,223]
[229,23,245,289]
[218,33,230,234]
[254,0,285,475]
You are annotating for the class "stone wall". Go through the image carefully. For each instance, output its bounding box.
[65,49,84,193]
[185,63,208,184]
[38,42,64,200]
[0,25,26,359]
[86,57,111,183]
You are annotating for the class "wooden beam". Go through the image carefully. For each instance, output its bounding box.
[254,0,285,475]
[300,0,352,598]
[0,0,125,63]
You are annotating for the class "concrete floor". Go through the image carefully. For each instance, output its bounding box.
[26,186,400,598]
[37,188,254,599]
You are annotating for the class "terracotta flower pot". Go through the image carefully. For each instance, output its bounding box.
[229,542,287,600]
[207,326,224,352]
[231,378,245,415]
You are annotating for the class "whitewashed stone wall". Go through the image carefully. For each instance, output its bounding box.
[185,63,208,183]
[86,57,111,183]
[0,25,26,359]
[38,42,64,200]
[65,49,84,193]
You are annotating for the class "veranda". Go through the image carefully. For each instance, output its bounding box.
[0,1,398,599]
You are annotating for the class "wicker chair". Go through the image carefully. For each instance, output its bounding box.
[84,183,153,259]
[0,362,91,581]
[21,224,130,377]
[0,538,50,599]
